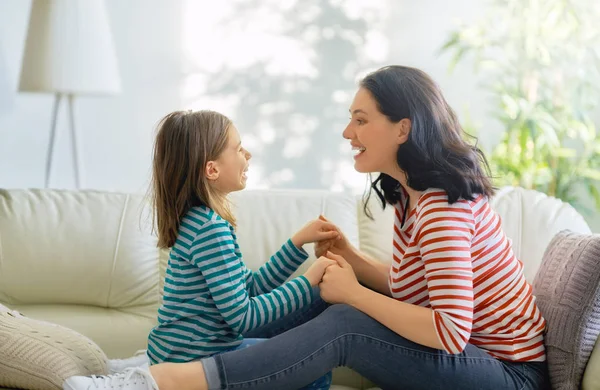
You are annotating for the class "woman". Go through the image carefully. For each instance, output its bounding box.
[65,66,550,390]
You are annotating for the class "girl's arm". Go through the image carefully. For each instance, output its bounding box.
[246,239,310,296]
[191,220,314,334]
[247,217,340,295]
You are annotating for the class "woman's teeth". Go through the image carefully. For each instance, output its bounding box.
[352,146,366,156]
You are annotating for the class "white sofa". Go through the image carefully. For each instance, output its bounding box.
[0,186,597,389]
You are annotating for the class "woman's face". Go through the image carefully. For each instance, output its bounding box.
[342,87,409,175]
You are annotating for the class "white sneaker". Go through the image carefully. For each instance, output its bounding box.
[62,367,158,390]
[107,350,149,374]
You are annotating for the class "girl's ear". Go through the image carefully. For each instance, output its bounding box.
[205,161,220,181]
[396,118,411,144]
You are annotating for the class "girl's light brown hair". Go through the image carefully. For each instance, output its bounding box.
[150,110,236,248]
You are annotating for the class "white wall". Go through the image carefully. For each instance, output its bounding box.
[0,0,597,231]
[0,0,183,192]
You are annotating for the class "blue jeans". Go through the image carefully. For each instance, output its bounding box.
[233,339,332,389]
[202,288,550,389]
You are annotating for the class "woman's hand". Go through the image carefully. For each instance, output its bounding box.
[319,251,364,305]
[314,215,353,257]
[291,217,339,249]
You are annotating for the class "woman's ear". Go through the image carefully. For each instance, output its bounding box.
[205,161,220,181]
[396,118,411,144]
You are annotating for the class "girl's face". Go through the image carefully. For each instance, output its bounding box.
[207,125,252,194]
[342,87,410,176]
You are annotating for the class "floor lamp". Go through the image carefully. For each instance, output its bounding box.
[18,0,121,188]
[0,46,11,115]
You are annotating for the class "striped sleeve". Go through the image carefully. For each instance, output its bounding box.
[191,220,313,334]
[416,200,475,354]
[247,239,309,296]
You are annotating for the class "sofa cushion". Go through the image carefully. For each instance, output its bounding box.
[0,304,108,390]
[532,231,600,390]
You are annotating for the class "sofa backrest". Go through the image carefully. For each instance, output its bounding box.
[348,186,591,283]
[489,186,591,282]
[0,189,159,314]
[229,187,591,284]
[1,186,592,310]
[0,187,592,360]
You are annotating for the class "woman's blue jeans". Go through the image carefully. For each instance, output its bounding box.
[202,288,550,389]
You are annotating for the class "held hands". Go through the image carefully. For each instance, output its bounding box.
[291,216,340,249]
[303,256,338,286]
[314,215,352,258]
[319,251,362,305]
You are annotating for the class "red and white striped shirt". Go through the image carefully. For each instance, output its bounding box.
[390,189,546,362]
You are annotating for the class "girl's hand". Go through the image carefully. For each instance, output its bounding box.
[291,217,339,248]
[319,251,363,305]
[314,215,352,258]
[303,256,338,286]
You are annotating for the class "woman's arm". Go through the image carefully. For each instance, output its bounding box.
[319,254,443,349]
[354,285,443,349]
[342,246,391,296]
[321,198,476,354]
[315,215,391,296]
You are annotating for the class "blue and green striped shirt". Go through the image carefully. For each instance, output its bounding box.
[147,205,313,364]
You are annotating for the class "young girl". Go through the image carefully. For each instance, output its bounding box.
[64,110,336,389]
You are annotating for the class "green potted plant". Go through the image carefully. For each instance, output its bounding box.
[442,0,600,214]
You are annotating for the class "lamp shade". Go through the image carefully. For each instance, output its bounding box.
[18,0,121,95]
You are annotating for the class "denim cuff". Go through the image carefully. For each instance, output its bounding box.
[201,355,223,390]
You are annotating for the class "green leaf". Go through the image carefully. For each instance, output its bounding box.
[580,168,600,181]
[552,147,577,158]
[589,183,600,210]
[440,32,461,53]
[448,47,469,73]
[439,0,600,212]
[501,95,519,119]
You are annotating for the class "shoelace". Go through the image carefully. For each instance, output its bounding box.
[89,367,158,389]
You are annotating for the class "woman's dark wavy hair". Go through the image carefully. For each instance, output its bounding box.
[361,65,494,218]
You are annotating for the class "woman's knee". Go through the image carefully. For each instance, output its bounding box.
[316,304,396,339]
[322,304,358,318]
[323,304,372,321]
[317,304,371,332]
